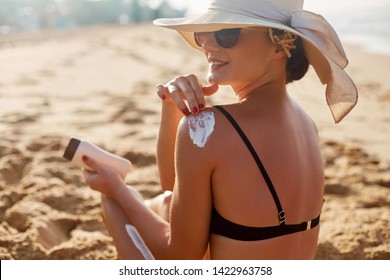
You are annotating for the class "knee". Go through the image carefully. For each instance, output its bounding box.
[162,191,172,206]
[160,191,172,221]
[145,191,172,221]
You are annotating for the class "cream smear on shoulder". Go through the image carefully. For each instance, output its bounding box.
[188,111,215,148]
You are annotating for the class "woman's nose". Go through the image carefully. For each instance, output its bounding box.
[201,32,219,51]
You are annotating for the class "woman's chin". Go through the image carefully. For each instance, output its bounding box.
[207,73,226,86]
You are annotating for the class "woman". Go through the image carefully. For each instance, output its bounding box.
[82,0,357,259]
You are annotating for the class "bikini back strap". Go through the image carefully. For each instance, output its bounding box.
[214,105,286,225]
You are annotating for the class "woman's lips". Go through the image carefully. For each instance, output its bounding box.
[208,58,228,70]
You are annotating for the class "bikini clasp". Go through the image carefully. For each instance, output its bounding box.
[278,211,286,225]
[306,220,312,230]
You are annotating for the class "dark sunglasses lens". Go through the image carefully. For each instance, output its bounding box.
[194,28,241,48]
[194,32,208,47]
[215,28,241,48]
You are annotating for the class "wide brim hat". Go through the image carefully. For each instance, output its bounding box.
[154,0,358,123]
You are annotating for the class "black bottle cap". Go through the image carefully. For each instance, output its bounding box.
[63,138,81,161]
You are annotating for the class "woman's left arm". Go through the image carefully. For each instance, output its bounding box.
[82,157,172,257]
[82,113,215,259]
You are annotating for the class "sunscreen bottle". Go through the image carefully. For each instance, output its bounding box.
[63,137,132,179]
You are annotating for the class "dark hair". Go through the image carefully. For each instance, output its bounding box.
[272,29,309,84]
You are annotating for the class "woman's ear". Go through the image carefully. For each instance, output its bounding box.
[268,42,288,61]
[273,45,288,59]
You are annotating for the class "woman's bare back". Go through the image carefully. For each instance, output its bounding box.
[207,96,324,259]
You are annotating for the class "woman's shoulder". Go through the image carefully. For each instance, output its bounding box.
[174,107,230,171]
[176,106,231,150]
[289,99,319,136]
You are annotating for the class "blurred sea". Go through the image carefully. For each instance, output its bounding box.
[305,0,390,55]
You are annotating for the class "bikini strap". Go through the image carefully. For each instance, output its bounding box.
[214,105,286,225]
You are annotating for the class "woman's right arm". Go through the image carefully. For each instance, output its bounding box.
[156,76,218,191]
[156,98,184,191]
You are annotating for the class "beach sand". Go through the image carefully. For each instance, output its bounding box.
[0,24,389,260]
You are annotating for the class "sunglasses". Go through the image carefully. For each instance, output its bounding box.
[194,28,242,49]
[194,27,269,49]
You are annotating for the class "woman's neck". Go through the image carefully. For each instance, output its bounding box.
[234,76,287,103]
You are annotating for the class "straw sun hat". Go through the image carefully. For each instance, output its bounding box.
[154,0,358,123]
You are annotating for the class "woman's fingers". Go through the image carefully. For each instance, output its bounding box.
[156,83,190,115]
[202,84,219,96]
[156,84,168,100]
[174,75,202,114]
[186,74,206,112]
[81,155,123,198]
[167,83,191,115]
[81,155,99,173]
[157,75,218,115]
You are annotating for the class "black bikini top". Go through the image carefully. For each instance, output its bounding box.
[210,106,320,241]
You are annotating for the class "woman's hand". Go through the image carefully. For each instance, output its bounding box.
[81,155,125,199]
[156,74,218,116]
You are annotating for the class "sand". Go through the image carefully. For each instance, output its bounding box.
[0,23,389,260]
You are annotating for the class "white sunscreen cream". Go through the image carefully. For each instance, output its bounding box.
[188,111,215,148]
[63,137,132,179]
[125,224,155,260]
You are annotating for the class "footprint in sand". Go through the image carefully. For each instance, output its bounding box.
[0,154,33,185]
[35,218,79,250]
[110,100,144,124]
[358,197,390,208]
[34,186,100,215]
[0,139,21,157]
[1,112,40,125]
[0,190,26,222]
[122,150,156,168]
[325,183,354,197]
[26,135,64,152]
[5,200,53,232]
